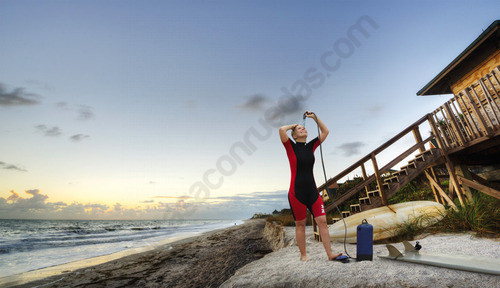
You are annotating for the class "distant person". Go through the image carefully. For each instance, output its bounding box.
[279,111,342,261]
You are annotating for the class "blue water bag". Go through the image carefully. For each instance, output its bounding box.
[356,219,373,261]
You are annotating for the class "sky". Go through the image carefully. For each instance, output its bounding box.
[1,0,499,220]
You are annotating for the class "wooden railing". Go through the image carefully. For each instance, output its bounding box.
[321,115,434,212]
[321,67,500,213]
[430,66,500,151]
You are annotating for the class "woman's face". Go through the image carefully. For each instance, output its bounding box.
[293,125,308,139]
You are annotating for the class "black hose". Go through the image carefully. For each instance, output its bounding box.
[312,113,352,259]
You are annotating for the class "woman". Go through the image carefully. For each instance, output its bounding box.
[279,111,342,261]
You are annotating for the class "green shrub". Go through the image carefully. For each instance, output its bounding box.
[434,191,500,237]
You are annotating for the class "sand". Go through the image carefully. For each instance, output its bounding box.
[222,226,500,288]
[2,219,272,288]
[4,220,499,288]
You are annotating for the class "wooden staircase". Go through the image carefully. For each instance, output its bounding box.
[311,114,447,241]
[312,67,500,241]
[333,148,442,221]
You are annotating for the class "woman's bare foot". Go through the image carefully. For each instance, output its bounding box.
[300,255,310,261]
[328,253,343,261]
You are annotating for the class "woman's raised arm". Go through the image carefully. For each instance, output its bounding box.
[279,124,298,143]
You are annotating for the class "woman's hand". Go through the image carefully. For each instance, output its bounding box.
[305,111,316,119]
[279,124,298,143]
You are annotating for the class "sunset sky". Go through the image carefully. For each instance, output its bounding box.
[1,1,499,220]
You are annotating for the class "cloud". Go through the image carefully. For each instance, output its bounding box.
[336,141,366,156]
[54,102,95,120]
[77,105,94,120]
[70,134,90,142]
[237,94,270,111]
[0,84,41,107]
[0,189,290,220]
[264,95,306,124]
[35,125,62,137]
[6,189,49,209]
[6,190,20,201]
[0,161,27,172]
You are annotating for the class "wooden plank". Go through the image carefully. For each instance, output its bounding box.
[428,167,442,204]
[450,50,500,94]
[457,176,500,200]
[457,93,482,138]
[371,153,387,206]
[444,128,500,154]
[412,126,425,153]
[360,163,370,195]
[444,102,466,145]
[465,88,491,136]
[449,99,472,141]
[454,164,474,202]
[485,74,500,100]
[427,114,465,206]
[478,78,500,124]
[470,172,500,192]
[425,171,457,208]
[441,106,459,146]
[433,112,451,149]
[470,84,495,129]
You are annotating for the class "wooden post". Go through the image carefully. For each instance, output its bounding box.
[371,153,387,206]
[312,214,321,241]
[412,126,425,153]
[360,163,370,195]
[453,164,474,203]
[427,114,466,206]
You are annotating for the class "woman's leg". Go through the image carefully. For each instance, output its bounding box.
[295,218,308,261]
[315,215,342,260]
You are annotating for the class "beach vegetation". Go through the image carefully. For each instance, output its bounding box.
[265,208,313,226]
[433,191,500,237]
[386,190,500,242]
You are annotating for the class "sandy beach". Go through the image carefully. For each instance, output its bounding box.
[4,219,499,288]
[3,219,272,288]
[222,226,500,288]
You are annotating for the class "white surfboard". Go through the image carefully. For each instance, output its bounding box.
[328,201,446,243]
[379,241,500,275]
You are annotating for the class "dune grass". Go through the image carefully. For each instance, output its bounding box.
[387,191,500,242]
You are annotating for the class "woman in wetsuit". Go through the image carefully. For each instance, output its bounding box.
[279,111,342,261]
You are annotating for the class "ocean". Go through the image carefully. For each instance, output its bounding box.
[0,219,242,278]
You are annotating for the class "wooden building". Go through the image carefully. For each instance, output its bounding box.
[313,20,500,241]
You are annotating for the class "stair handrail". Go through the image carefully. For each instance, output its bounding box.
[318,114,429,192]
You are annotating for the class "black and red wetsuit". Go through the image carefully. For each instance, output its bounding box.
[282,137,326,221]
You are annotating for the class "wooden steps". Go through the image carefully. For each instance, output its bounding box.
[326,148,443,217]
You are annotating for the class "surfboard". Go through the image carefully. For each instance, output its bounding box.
[379,241,500,275]
[328,201,445,243]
